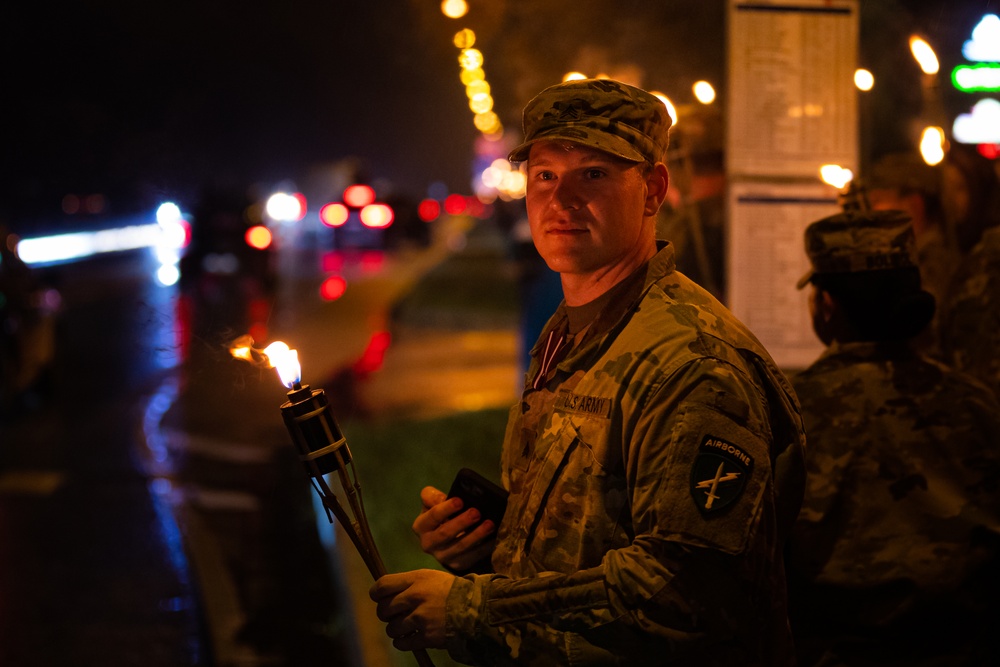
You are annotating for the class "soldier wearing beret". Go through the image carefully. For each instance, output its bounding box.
[370,79,807,665]
[787,208,1000,666]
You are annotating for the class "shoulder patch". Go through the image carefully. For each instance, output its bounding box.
[690,435,754,515]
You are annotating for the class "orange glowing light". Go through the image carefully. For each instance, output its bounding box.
[262,341,301,388]
[227,335,302,388]
[320,202,350,227]
[441,0,468,19]
[245,225,273,250]
[360,203,394,228]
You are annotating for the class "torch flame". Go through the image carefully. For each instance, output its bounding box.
[263,341,301,388]
[228,335,302,388]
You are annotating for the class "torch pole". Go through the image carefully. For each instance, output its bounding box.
[281,384,435,667]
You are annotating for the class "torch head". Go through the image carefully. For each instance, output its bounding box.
[280,385,351,476]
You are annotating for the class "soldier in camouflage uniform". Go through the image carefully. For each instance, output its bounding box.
[370,79,807,665]
[787,210,1000,666]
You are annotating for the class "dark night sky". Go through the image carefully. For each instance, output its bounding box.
[2,0,993,229]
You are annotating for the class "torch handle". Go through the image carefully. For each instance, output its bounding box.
[413,649,436,667]
[313,477,436,667]
[281,392,436,666]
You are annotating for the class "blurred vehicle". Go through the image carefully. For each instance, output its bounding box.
[178,183,276,296]
[1,225,60,416]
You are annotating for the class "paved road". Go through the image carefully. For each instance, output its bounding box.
[0,253,212,666]
[0,216,523,667]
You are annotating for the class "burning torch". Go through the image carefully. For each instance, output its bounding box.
[230,336,435,667]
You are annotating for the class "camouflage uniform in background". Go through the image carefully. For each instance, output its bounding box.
[443,242,807,666]
[788,343,1000,666]
[938,225,1000,397]
[787,210,1000,665]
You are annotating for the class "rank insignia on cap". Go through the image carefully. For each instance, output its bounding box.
[690,435,754,514]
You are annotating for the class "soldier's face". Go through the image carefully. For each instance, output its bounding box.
[525,140,658,280]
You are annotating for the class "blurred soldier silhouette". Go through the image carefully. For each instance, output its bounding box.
[866,152,957,353]
[786,198,1000,666]
[935,145,1000,397]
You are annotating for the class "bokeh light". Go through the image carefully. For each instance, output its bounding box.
[441,0,467,19]
[854,68,874,91]
[360,203,394,228]
[265,192,306,222]
[453,28,475,49]
[417,199,441,222]
[919,126,946,165]
[343,184,376,208]
[319,275,348,301]
[319,202,350,227]
[909,36,939,75]
[819,164,854,189]
[444,193,467,215]
[244,225,273,250]
[693,80,716,104]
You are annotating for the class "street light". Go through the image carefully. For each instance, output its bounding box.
[909,35,948,160]
[693,81,716,104]
[854,68,874,92]
[820,164,854,190]
[265,192,307,223]
[919,126,946,165]
[910,36,940,75]
[441,0,467,19]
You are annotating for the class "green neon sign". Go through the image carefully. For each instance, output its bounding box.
[952,63,1000,92]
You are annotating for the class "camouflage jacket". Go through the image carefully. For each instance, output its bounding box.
[444,243,806,666]
[787,340,1000,666]
[938,225,1000,397]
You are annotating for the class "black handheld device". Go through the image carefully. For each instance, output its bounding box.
[446,468,508,528]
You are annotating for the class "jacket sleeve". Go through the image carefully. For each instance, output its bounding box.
[443,358,795,666]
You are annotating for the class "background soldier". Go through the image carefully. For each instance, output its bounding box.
[787,208,1000,666]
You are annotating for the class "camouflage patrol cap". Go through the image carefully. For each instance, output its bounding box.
[796,209,917,289]
[508,79,672,164]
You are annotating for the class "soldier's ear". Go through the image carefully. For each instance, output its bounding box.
[644,162,670,216]
[818,289,838,323]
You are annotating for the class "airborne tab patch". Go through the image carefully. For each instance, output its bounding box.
[690,435,753,515]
